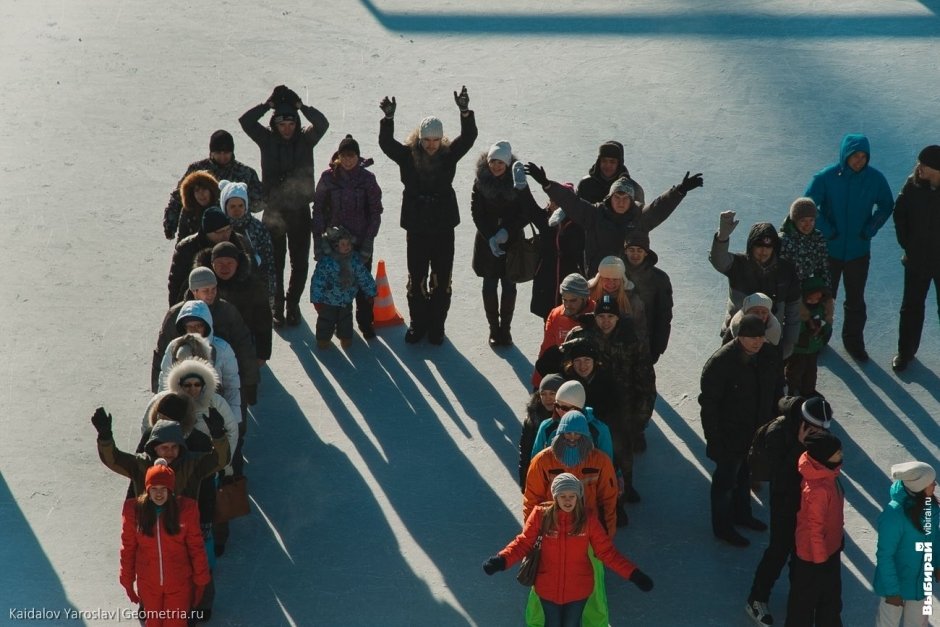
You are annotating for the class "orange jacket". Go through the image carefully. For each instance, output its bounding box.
[120,497,211,593]
[524,447,618,536]
[500,505,637,604]
[794,452,844,563]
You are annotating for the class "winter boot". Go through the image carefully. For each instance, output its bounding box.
[285,302,301,326]
[483,291,500,347]
[498,290,516,346]
[623,473,641,503]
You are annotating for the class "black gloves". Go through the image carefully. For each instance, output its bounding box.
[454,85,470,113]
[630,569,654,591]
[482,555,506,575]
[524,162,549,187]
[92,407,113,441]
[269,85,300,107]
[269,85,289,105]
[677,171,704,194]
[379,96,396,119]
[205,407,226,439]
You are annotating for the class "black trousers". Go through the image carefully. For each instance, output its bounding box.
[828,255,869,351]
[785,552,843,627]
[405,229,455,335]
[264,207,311,308]
[356,257,374,329]
[897,262,940,358]
[749,490,799,602]
[711,456,753,534]
[785,353,819,397]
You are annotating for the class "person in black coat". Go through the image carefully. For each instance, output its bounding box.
[892,145,940,372]
[622,230,673,364]
[166,208,256,308]
[239,85,330,326]
[529,183,587,320]
[746,396,832,626]
[378,87,478,345]
[710,216,801,360]
[470,141,540,346]
[699,314,782,547]
[526,162,703,276]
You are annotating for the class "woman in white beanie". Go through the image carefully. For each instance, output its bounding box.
[482,473,653,627]
[873,461,938,627]
[470,140,540,346]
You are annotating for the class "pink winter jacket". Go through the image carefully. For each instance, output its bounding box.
[794,452,844,563]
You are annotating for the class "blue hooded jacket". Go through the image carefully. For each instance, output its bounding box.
[873,480,938,600]
[804,133,894,261]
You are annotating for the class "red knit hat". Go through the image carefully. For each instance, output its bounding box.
[145,459,176,491]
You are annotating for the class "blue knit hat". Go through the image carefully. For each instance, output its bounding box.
[555,410,590,438]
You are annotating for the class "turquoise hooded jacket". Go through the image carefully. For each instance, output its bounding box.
[804,133,894,261]
[873,480,938,600]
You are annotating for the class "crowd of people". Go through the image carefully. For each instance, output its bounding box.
[86,81,939,626]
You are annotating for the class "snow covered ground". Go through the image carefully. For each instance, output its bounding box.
[2,0,939,624]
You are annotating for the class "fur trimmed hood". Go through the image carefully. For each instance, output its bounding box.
[474,152,519,202]
[166,357,220,413]
[180,170,221,213]
[167,333,213,363]
[146,390,197,435]
[404,126,452,181]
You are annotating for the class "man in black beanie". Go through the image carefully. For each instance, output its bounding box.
[576,140,646,204]
[162,129,263,240]
[240,85,330,326]
[699,313,782,548]
[891,145,940,372]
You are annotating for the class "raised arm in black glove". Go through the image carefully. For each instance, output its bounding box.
[269,85,289,106]
[92,407,113,441]
[677,171,704,194]
[630,569,654,591]
[454,86,470,113]
[379,96,396,119]
[524,162,549,188]
[205,407,226,440]
[482,555,506,575]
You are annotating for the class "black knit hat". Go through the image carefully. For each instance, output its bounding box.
[562,337,599,360]
[156,394,189,424]
[211,241,240,262]
[594,294,619,317]
[918,145,940,171]
[804,432,841,463]
[338,134,360,156]
[738,313,766,338]
[625,230,650,252]
[209,130,234,153]
[201,207,230,233]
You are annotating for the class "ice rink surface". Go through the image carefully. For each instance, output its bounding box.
[1,0,939,624]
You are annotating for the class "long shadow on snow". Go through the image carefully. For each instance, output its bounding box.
[360,0,940,38]
[0,473,83,624]
[213,360,467,627]
[283,327,529,624]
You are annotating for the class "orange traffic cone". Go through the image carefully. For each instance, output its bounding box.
[372,259,405,328]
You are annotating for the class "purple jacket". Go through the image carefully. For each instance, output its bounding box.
[311,158,383,250]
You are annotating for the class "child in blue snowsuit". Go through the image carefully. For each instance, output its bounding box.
[310,226,377,348]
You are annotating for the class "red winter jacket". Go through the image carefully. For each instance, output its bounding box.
[120,497,211,593]
[794,452,844,563]
[499,505,637,604]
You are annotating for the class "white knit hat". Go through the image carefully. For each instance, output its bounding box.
[554,380,586,410]
[486,140,512,165]
[597,256,627,282]
[742,292,773,313]
[891,461,936,493]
